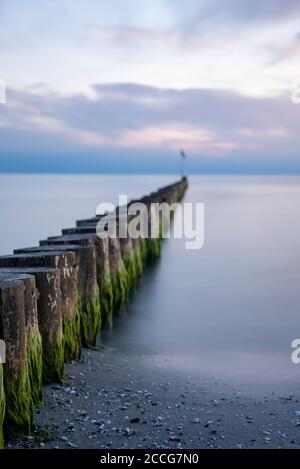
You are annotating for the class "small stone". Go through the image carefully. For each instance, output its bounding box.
[130,417,140,424]
[67,442,78,448]
[124,427,135,437]
[204,420,214,428]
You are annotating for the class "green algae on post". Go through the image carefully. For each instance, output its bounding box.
[91,236,114,328]
[122,248,138,294]
[72,246,101,347]
[109,238,129,313]
[63,311,81,362]
[138,238,148,267]
[4,361,34,438]
[33,269,65,384]
[1,250,80,364]
[27,332,43,405]
[30,243,100,349]
[110,261,128,314]
[12,247,80,363]
[132,238,147,280]
[21,274,43,405]
[55,250,79,362]
[146,238,162,264]
[79,286,101,347]
[0,272,43,406]
[42,339,65,384]
[99,271,114,327]
[0,278,35,438]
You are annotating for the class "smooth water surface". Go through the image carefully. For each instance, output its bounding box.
[105,175,300,386]
[1,174,300,386]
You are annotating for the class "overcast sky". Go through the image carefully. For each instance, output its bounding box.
[0,0,300,172]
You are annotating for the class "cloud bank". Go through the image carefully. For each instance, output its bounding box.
[1,83,299,173]
[1,0,300,172]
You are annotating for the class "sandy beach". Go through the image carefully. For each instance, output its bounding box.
[9,345,300,450]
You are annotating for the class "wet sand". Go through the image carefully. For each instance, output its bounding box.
[9,346,300,449]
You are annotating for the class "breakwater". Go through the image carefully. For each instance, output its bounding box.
[0,177,188,445]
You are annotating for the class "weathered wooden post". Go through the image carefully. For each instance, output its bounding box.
[68,222,129,314]
[0,254,67,384]
[79,215,146,284]
[58,233,112,317]
[67,216,140,295]
[117,214,145,289]
[0,267,63,384]
[19,274,43,404]
[1,251,78,363]
[0,276,34,438]
[0,272,42,405]
[140,197,162,264]
[26,268,63,384]
[41,234,113,328]
[44,232,128,316]
[38,242,100,346]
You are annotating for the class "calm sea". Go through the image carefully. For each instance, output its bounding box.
[1,173,300,387]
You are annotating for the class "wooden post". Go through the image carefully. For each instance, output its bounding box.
[0,252,78,362]
[37,243,100,347]
[0,276,34,438]
[0,268,64,385]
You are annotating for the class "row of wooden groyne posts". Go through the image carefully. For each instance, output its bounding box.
[0,177,188,446]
